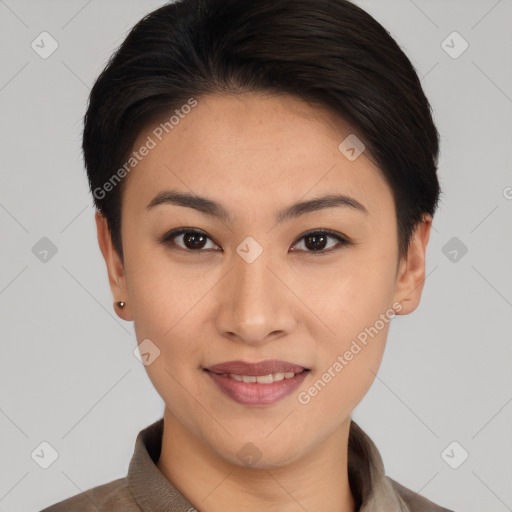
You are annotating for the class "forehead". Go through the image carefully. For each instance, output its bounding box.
[123,93,394,220]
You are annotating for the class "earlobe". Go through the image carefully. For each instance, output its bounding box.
[393,214,432,315]
[95,211,132,321]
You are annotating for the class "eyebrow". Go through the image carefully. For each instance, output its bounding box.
[146,189,369,224]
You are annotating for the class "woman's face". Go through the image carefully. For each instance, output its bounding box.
[98,92,430,468]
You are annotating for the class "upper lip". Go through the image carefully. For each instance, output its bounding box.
[205,360,308,376]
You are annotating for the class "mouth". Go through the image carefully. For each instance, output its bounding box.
[203,360,311,405]
[204,359,310,380]
[204,368,310,383]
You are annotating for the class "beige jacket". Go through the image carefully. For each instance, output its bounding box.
[40,418,454,511]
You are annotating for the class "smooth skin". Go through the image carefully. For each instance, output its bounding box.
[96,92,431,512]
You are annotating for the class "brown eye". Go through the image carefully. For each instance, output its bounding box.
[160,228,220,251]
[292,230,349,254]
[304,233,328,251]
[159,228,349,255]
[182,231,208,249]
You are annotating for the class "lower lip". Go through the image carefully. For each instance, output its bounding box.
[205,370,309,406]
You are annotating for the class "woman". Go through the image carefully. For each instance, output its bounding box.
[41,0,453,510]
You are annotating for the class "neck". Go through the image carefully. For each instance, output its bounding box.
[156,407,357,512]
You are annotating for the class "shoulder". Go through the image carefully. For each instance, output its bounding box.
[39,476,141,512]
[387,476,455,512]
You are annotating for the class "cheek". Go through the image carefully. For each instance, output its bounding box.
[125,251,214,372]
[125,242,207,337]
[128,266,207,416]
[130,271,206,358]
[294,241,396,405]
[292,247,396,333]
[299,320,391,421]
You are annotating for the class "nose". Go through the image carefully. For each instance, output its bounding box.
[214,248,298,345]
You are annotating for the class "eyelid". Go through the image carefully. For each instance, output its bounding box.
[289,229,350,256]
[159,227,351,253]
[158,227,222,251]
[290,228,349,247]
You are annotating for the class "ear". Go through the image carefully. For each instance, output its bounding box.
[393,214,433,315]
[95,210,132,321]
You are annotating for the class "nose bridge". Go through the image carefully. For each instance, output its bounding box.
[215,245,296,343]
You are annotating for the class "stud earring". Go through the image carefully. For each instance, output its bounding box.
[115,301,126,309]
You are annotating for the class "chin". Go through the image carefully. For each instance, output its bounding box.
[217,439,302,471]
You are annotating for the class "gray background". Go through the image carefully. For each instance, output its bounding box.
[1,0,511,511]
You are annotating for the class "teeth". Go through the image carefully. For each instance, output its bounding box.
[228,371,299,383]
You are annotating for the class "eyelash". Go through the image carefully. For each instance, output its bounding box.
[158,228,351,255]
